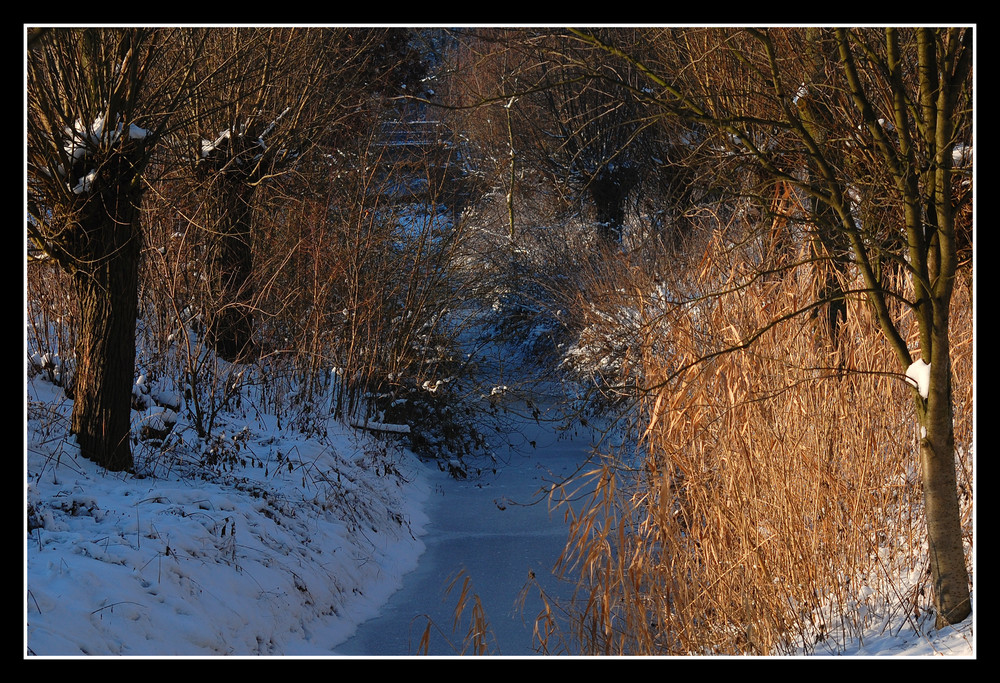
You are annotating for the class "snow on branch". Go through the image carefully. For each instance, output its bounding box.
[350,420,411,434]
[905,359,930,399]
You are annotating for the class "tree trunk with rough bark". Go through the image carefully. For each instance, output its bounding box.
[204,172,257,363]
[68,158,143,472]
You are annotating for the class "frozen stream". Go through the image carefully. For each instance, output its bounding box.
[332,394,601,656]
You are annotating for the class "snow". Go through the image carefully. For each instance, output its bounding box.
[23,226,972,658]
[23,29,976,658]
[53,114,150,194]
[26,374,432,656]
[71,169,97,195]
[905,358,931,399]
[201,129,231,157]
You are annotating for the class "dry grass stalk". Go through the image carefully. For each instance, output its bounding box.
[417,569,499,656]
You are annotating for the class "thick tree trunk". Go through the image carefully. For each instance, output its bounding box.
[919,300,971,628]
[69,177,142,472]
[205,174,256,363]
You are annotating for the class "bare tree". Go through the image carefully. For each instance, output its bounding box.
[443,28,694,246]
[27,27,204,471]
[179,27,424,362]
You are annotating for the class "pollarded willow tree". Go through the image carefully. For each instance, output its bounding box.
[27,27,206,471]
[568,26,972,628]
[179,27,425,363]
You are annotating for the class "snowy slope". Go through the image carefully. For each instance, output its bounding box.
[26,374,431,656]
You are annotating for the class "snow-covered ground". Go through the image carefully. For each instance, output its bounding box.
[24,362,974,657]
[26,372,434,656]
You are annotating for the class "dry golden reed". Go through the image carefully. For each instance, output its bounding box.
[544,223,973,655]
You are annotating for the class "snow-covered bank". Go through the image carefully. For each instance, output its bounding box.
[26,374,432,656]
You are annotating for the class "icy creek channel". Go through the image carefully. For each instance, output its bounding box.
[332,394,602,656]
